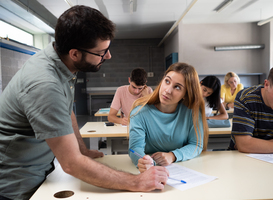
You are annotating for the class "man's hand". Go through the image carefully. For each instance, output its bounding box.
[151,152,176,166]
[137,155,154,173]
[82,149,104,158]
[134,166,169,191]
[121,117,128,126]
[140,85,149,97]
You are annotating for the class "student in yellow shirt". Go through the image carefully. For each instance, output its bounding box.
[221,72,244,109]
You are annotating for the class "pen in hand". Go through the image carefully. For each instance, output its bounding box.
[129,149,186,184]
[129,149,154,165]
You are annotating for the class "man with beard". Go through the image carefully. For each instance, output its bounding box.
[0,6,169,200]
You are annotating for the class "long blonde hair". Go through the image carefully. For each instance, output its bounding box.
[129,62,208,150]
[224,72,240,88]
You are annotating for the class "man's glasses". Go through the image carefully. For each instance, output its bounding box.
[77,42,111,61]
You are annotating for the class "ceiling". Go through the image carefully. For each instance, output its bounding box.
[1,0,273,40]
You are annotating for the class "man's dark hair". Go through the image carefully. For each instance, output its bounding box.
[130,68,148,86]
[55,5,115,55]
[267,68,273,85]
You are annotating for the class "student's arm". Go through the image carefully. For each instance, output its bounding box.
[128,107,150,172]
[169,113,204,163]
[230,93,273,153]
[71,111,103,158]
[207,103,228,120]
[108,107,128,125]
[46,134,169,191]
[234,135,273,153]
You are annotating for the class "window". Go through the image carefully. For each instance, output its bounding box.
[0,20,33,46]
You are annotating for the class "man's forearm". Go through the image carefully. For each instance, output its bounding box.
[71,111,88,153]
[108,114,122,124]
[235,136,273,153]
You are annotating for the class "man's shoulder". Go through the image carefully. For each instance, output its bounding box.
[116,85,129,91]
[236,85,263,104]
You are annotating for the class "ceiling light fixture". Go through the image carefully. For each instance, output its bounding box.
[214,0,233,12]
[257,16,273,26]
[64,0,74,7]
[214,44,264,51]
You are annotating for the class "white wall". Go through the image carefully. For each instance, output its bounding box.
[178,23,265,75]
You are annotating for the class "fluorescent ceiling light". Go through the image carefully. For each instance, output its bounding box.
[214,0,233,12]
[257,16,273,26]
[214,44,265,51]
[64,0,74,7]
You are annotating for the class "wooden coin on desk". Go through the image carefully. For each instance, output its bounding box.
[88,130,96,132]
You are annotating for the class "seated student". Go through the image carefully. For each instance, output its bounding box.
[108,68,153,125]
[128,62,208,172]
[221,72,244,109]
[229,68,273,153]
[200,76,228,120]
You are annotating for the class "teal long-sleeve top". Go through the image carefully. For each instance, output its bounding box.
[129,104,204,166]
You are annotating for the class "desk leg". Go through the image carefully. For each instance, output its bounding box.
[106,138,112,155]
[89,137,99,150]
[89,94,92,115]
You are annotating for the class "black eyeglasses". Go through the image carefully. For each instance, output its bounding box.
[77,42,111,61]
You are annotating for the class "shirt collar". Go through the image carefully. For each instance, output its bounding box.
[44,42,76,82]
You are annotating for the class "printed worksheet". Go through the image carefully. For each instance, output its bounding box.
[165,164,217,191]
[247,154,273,164]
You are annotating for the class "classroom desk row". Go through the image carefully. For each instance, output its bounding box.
[30,150,273,200]
[80,119,233,155]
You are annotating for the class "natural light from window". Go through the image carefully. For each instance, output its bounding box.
[0,20,33,46]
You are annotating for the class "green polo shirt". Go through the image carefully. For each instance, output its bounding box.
[0,42,76,200]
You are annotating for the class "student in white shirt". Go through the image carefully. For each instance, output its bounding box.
[200,76,228,120]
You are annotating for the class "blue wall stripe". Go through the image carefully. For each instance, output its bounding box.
[0,42,36,55]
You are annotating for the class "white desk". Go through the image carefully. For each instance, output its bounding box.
[212,108,234,114]
[80,122,128,155]
[94,108,121,121]
[80,120,233,154]
[30,151,273,200]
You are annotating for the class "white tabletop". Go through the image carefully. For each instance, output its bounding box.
[80,122,128,138]
[30,151,273,200]
[80,120,233,138]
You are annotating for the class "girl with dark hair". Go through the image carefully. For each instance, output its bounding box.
[200,76,228,120]
[128,62,208,173]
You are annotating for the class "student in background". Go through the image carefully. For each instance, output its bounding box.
[108,68,153,125]
[0,6,169,200]
[128,62,208,173]
[200,76,228,120]
[221,72,244,109]
[229,68,273,153]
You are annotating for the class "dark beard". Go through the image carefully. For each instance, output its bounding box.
[74,57,106,72]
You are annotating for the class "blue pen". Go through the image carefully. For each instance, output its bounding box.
[129,149,186,184]
[129,149,154,165]
[129,149,143,159]
[168,177,187,184]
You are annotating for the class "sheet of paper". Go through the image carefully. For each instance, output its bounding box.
[247,154,273,164]
[165,164,217,191]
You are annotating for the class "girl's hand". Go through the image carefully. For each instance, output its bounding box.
[151,152,176,166]
[137,155,154,173]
